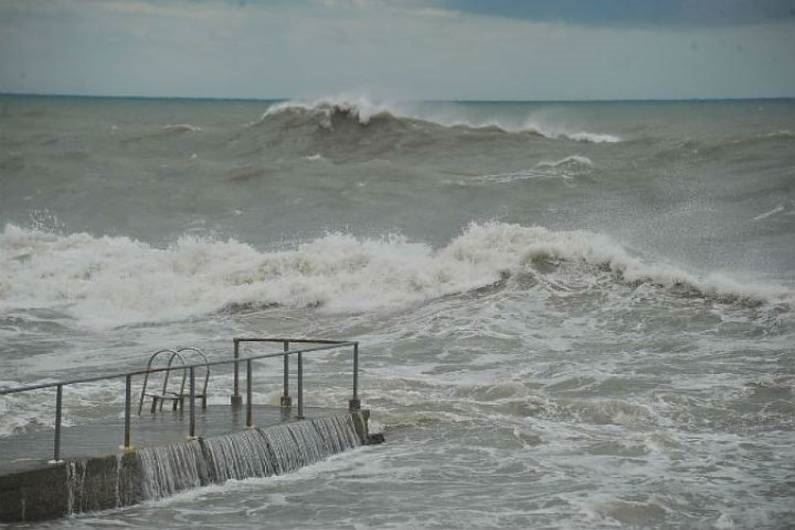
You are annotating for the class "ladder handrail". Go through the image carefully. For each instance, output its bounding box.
[137,349,181,415]
[158,351,188,411]
[176,347,210,397]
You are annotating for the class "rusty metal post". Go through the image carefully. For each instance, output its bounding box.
[246,359,253,427]
[297,352,304,419]
[349,342,360,411]
[124,374,132,449]
[51,384,63,463]
[231,339,242,407]
[189,367,196,439]
[281,340,292,408]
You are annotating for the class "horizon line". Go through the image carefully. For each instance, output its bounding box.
[1,91,794,104]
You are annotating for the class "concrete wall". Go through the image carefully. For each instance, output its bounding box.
[0,411,376,523]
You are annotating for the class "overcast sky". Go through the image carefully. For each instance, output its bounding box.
[1,0,794,100]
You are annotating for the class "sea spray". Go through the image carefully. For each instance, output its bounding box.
[253,96,622,142]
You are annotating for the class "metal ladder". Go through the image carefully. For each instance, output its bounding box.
[137,347,211,414]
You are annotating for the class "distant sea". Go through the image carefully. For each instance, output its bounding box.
[1,95,794,529]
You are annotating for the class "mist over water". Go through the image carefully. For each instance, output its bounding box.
[1,95,794,529]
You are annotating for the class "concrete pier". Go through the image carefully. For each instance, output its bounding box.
[0,405,377,522]
[1,337,378,522]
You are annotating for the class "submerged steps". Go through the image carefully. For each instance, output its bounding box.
[0,410,377,522]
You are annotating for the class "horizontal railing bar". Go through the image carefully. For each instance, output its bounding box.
[234,338,350,345]
[0,341,357,395]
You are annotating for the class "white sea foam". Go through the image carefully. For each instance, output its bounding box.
[0,386,53,435]
[0,222,789,331]
[469,169,573,185]
[468,156,593,185]
[752,204,785,221]
[0,378,88,436]
[162,124,202,133]
[256,95,396,129]
[536,155,594,168]
[519,121,621,143]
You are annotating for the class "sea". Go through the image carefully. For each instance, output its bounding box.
[0,95,793,529]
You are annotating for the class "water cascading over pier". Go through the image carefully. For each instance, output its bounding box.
[59,414,365,510]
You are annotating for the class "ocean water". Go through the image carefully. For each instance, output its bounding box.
[0,95,794,529]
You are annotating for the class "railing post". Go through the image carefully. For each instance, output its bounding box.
[246,359,253,427]
[0,338,365,465]
[231,339,242,407]
[281,340,291,408]
[349,342,360,411]
[124,374,132,450]
[189,367,196,439]
[297,352,304,419]
[50,384,63,463]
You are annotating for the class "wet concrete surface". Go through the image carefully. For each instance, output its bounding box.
[0,404,346,475]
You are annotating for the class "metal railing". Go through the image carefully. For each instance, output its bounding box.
[0,338,360,464]
[230,338,360,414]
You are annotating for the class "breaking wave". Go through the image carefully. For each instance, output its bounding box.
[0,222,789,330]
[255,97,396,128]
[251,96,622,144]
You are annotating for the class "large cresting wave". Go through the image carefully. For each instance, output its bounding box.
[251,96,621,144]
[0,222,789,330]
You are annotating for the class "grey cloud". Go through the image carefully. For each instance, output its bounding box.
[435,0,795,28]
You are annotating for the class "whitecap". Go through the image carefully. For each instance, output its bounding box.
[752,204,785,221]
[251,95,622,142]
[536,155,594,169]
[162,124,202,133]
[1,221,789,331]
